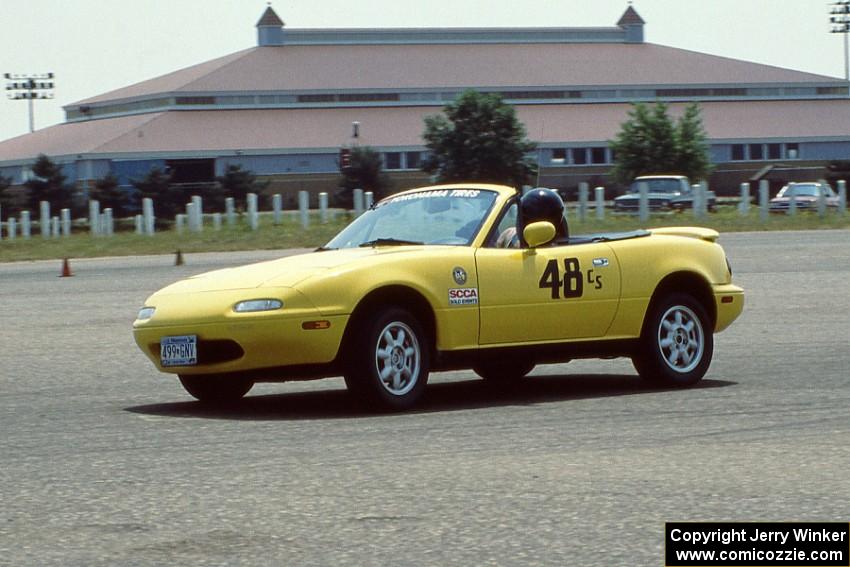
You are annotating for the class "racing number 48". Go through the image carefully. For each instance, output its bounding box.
[539,258,583,299]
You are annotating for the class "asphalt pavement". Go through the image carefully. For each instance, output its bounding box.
[1,231,849,566]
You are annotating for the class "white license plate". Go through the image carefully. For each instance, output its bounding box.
[160,335,198,367]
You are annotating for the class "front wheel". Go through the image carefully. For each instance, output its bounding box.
[344,307,430,411]
[178,374,253,403]
[633,293,713,387]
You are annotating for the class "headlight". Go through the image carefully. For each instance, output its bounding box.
[233,299,283,313]
[137,306,156,320]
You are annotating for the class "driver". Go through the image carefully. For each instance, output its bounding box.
[497,188,568,248]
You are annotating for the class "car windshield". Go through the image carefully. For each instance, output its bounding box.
[777,184,826,198]
[324,188,499,249]
[628,179,683,194]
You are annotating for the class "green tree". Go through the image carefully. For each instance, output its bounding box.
[215,165,266,211]
[610,102,711,185]
[337,146,390,208]
[673,103,712,182]
[24,154,74,210]
[90,173,130,218]
[131,167,184,219]
[422,90,537,187]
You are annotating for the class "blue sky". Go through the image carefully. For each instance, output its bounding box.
[0,0,845,142]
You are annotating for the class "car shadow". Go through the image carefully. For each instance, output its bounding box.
[125,374,736,421]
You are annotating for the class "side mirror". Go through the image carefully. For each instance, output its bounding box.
[523,221,557,248]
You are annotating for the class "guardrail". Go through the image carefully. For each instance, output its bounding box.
[0,181,847,241]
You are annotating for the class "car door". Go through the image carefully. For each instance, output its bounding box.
[475,237,622,346]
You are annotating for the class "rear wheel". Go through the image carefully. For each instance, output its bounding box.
[178,374,253,403]
[344,307,430,411]
[633,293,713,387]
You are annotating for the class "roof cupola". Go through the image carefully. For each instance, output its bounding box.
[257,5,285,46]
[617,4,645,43]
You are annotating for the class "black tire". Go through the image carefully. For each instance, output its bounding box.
[473,359,535,383]
[343,307,430,411]
[178,374,253,403]
[632,292,713,387]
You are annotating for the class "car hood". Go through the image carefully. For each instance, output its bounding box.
[154,246,431,294]
[770,196,818,202]
[615,192,678,200]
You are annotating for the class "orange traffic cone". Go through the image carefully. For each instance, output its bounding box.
[175,249,184,266]
[60,257,73,277]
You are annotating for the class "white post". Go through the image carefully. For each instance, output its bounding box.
[61,208,71,237]
[175,214,185,234]
[0,204,3,241]
[298,190,310,228]
[247,192,259,230]
[595,186,605,220]
[142,197,155,235]
[21,210,31,239]
[319,192,329,223]
[817,184,827,218]
[103,209,113,236]
[40,201,50,239]
[51,216,60,238]
[838,180,847,216]
[185,202,196,232]
[272,193,282,225]
[135,214,144,234]
[364,191,374,210]
[225,197,236,226]
[353,189,364,217]
[788,182,797,216]
[191,195,203,231]
[699,181,710,218]
[8,217,16,240]
[759,180,769,222]
[212,212,222,231]
[739,182,750,216]
[89,200,100,235]
[638,182,649,223]
[577,182,588,222]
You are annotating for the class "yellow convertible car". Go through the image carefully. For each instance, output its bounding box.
[134,184,743,410]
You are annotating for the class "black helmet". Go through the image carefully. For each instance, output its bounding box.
[519,188,568,242]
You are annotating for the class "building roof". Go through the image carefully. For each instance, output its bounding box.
[70,41,840,109]
[3,99,850,163]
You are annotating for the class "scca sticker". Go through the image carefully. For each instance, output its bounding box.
[448,288,479,306]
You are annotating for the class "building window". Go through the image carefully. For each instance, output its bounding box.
[572,148,588,165]
[767,143,781,160]
[786,143,799,159]
[731,144,745,161]
[591,147,607,164]
[551,148,567,164]
[297,94,335,103]
[749,144,764,160]
[175,96,215,105]
[405,152,421,169]
[384,152,402,170]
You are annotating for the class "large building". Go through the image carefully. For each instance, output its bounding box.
[1,5,849,203]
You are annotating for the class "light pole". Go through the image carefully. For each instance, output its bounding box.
[830,1,850,83]
[4,72,55,133]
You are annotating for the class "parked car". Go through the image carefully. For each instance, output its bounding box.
[134,184,744,411]
[613,175,716,212]
[769,182,839,213]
